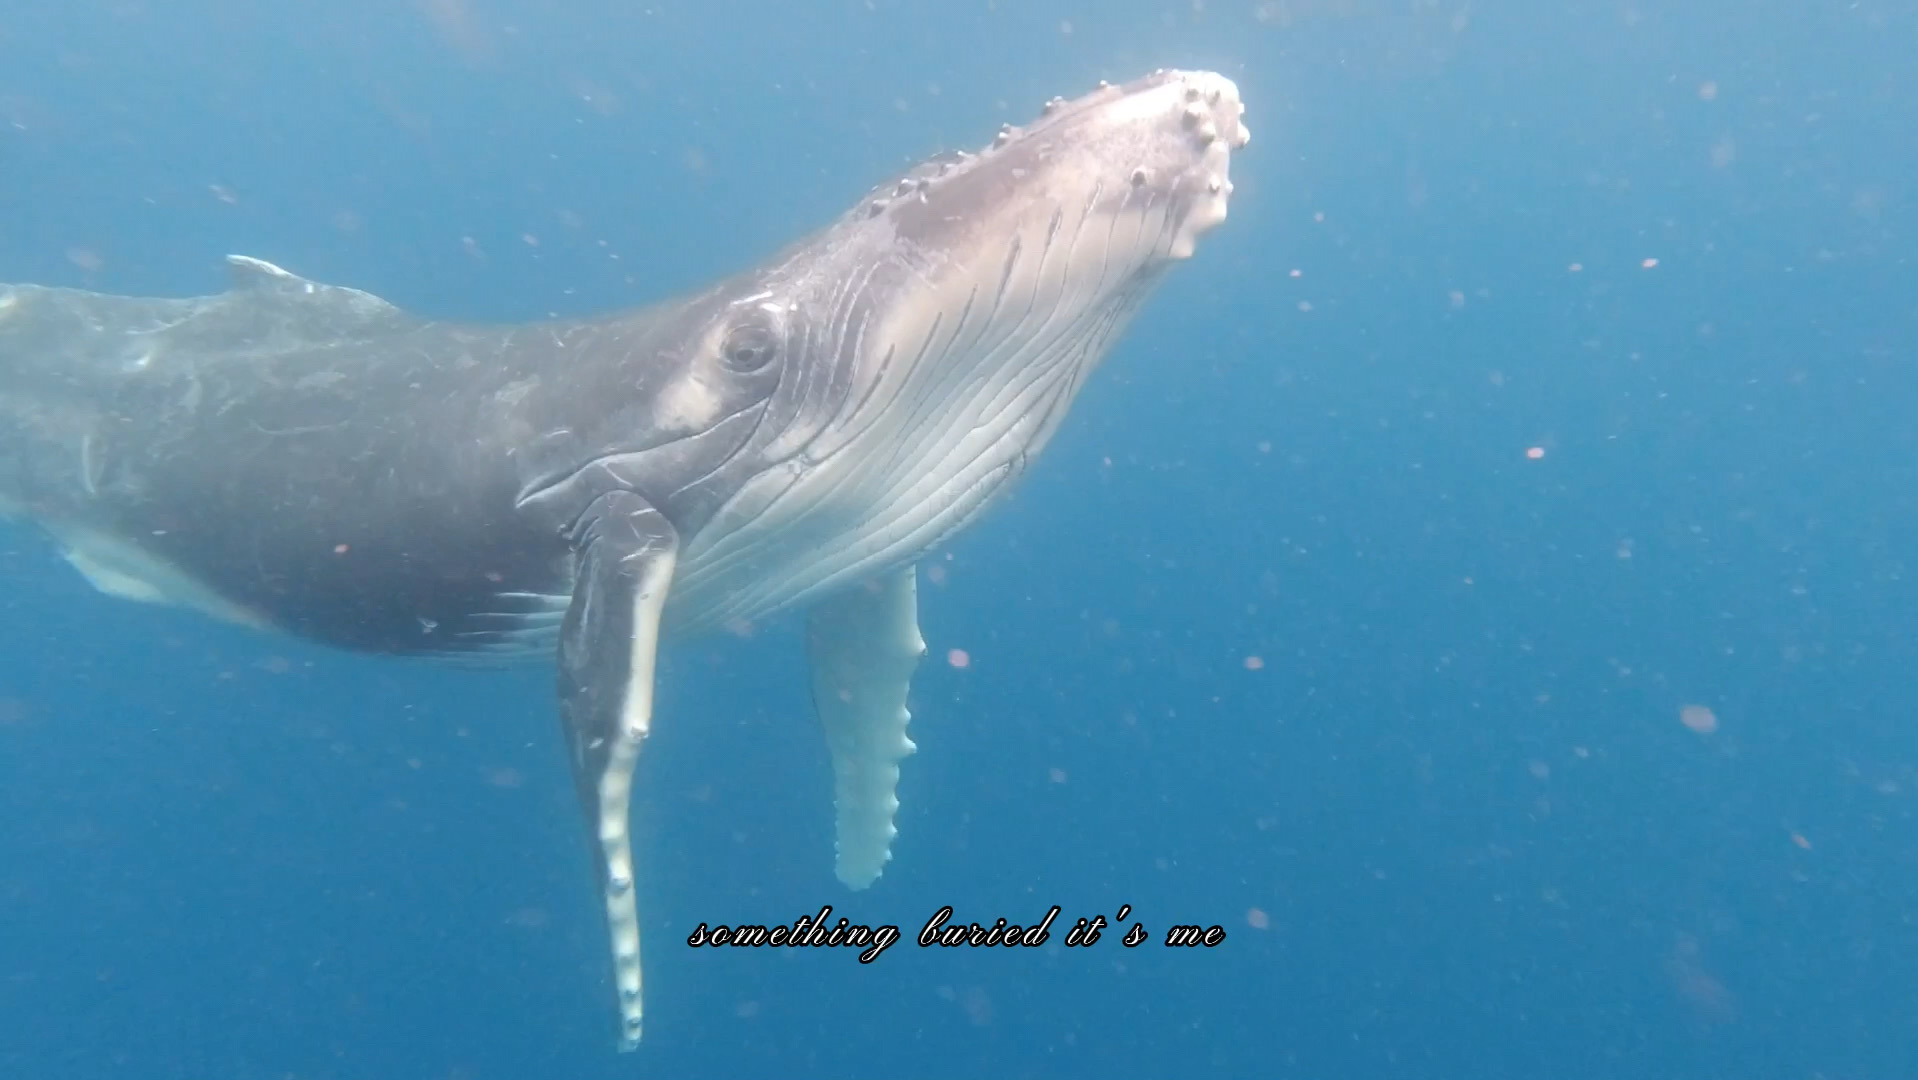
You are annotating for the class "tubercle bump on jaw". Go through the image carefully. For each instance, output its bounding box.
[851,69,1247,225]
[858,148,965,218]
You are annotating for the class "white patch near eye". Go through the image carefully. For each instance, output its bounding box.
[652,373,722,432]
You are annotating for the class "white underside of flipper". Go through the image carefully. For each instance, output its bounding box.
[600,545,676,1051]
[805,564,927,889]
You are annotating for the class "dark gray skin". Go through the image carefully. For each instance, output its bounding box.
[0,67,1250,1048]
[0,263,793,652]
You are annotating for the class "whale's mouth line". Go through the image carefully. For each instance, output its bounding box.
[659,69,1249,636]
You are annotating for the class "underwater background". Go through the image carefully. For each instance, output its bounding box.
[2,1,1914,1077]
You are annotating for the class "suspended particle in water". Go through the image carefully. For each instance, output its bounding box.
[1679,704,1718,734]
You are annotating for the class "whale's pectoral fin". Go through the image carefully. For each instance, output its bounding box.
[805,565,927,890]
[555,491,680,1052]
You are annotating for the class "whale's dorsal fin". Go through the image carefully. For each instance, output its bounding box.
[225,254,311,290]
[223,254,399,315]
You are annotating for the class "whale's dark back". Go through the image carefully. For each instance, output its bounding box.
[0,269,575,656]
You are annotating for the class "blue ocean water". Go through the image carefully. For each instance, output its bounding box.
[2,1,1914,1077]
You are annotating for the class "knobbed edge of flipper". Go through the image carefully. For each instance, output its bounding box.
[805,565,927,889]
[553,491,680,1051]
[601,741,647,1052]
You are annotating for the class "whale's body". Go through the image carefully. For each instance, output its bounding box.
[0,69,1250,1048]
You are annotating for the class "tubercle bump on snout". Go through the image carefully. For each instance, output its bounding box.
[983,68,1251,159]
[852,68,1250,235]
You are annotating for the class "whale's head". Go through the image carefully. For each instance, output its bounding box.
[882,66,1250,267]
[662,69,1251,626]
[496,69,1249,1053]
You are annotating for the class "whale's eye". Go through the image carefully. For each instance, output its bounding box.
[721,320,780,373]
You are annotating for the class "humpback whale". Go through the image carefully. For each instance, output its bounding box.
[0,68,1249,1048]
